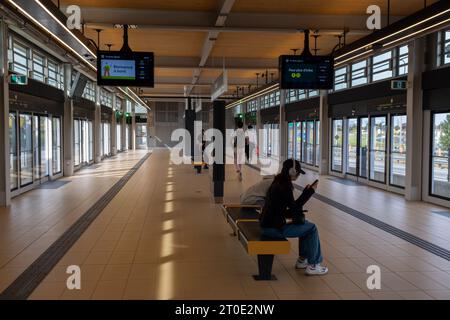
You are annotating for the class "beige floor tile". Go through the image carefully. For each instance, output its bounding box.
[338,292,372,300]
[91,280,127,300]
[395,272,447,291]
[100,264,132,281]
[84,251,113,265]
[369,291,404,300]
[396,291,434,300]
[123,279,157,300]
[425,290,450,300]
[322,274,363,293]
[28,281,66,300]
[420,271,450,290]
[108,251,136,264]
[276,292,341,300]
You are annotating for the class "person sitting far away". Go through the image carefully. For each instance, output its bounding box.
[260,159,328,276]
[240,159,316,210]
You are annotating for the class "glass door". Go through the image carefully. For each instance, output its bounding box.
[116,124,121,152]
[19,114,33,187]
[39,116,50,178]
[33,115,39,179]
[295,122,301,161]
[52,117,62,175]
[331,119,343,172]
[359,117,369,178]
[306,121,314,165]
[9,113,18,190]
[390,115,407,187]
[88,121,93,162]
[346,118,358,175]
[315,121,320,167]
[287,122,294,159]
[370,116,387,183]
[301,121,307,163]
[74,119,81,166]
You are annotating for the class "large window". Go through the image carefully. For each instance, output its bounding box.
[437,29,450,66]
[372,51,393,81]
[398,45,409,76]
[32,52,45,82]
[359,118,369,178]
[431,112,450,199]
[390,115,407,187]
[370,116,387,183]
[331,119,343,172]
[12,41,28,75]
[351,60,368,87]
[83,80,96,102]
[74,120,81,166]
[334,67,348,91]
[89,121,94,161]
[117,124,122,152]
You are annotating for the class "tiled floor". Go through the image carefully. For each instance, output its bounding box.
[0,150,149,293]
[2,149,450,300]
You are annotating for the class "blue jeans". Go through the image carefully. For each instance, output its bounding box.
[262,221,323,265]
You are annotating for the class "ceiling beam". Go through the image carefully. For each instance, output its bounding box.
[155,56,278,70]
[185,0,236,96]
[78,7,402,34]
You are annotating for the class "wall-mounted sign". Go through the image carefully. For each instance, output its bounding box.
[9,74,28,85]
[391,80,408,90]
[211,70,228,102]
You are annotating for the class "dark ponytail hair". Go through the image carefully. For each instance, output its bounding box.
[272,159,300,191]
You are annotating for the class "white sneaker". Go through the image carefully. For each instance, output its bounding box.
[295,257,308,269]
[305,264,328,276]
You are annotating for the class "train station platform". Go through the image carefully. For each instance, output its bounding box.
[0,149,448,300]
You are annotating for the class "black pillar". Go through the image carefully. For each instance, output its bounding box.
[213,100,225,202]
[185,97,195,161]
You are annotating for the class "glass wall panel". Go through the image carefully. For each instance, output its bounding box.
[74,119,80,166]
[40,116,49,177]
[295,122,301,161]
[370,116,387,183]
[287,122,294,159]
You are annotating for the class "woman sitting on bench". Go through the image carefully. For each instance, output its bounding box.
[260,159,328,276]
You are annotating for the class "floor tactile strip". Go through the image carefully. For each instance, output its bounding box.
[0,152,151,300]
[246,164,450,261]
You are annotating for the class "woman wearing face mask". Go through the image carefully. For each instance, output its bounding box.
[260,159,328,276]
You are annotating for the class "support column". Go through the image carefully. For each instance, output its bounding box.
[94,86,101,163]
[0,20,10,206]
[212,100,225,203]
[279,89,287,163]
[131,102,136,150]
[405,38,425,201]
[185,97,195,160]
[319,90,330,175]
[63,63,74,177]
[111,95,117,156]
[121,100,126,151]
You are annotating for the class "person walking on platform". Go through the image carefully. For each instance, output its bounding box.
[232,121,246,181]
[260,159,328,276]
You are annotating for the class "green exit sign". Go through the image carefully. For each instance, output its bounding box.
[9,74,28,85]
[391,80,407,90]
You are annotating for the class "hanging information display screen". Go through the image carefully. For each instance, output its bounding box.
[279,55,334,90]
[97,51,154,87]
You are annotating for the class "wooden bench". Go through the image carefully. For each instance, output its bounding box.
[221,204,290,281]
[221,204,261,236]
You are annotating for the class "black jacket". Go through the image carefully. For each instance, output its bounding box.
[260,182,315,229]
